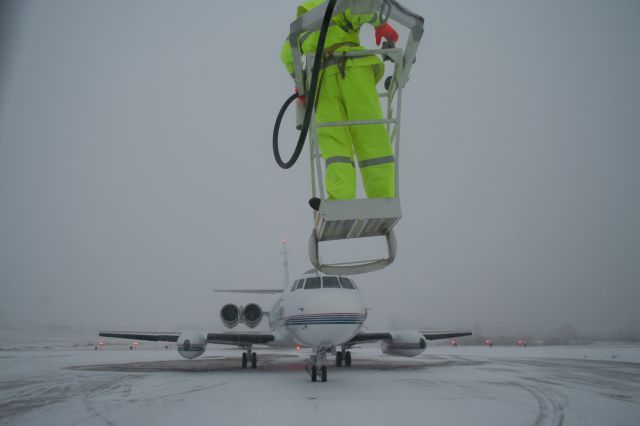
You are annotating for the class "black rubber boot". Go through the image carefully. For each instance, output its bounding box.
[309,197,321,211]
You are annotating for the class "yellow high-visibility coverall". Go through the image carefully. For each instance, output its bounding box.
[281,0,395,200]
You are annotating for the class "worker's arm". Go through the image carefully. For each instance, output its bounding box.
[280,37,295,78]
[343,9,378,28]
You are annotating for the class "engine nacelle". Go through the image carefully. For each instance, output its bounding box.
[381,330,427,357]
[243,303,263,329]
[220,303,240,329]
[177,331,207,359]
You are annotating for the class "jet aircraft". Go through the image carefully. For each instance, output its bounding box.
[100,269,471,382]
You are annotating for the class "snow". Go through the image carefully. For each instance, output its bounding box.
[1,331,639,425]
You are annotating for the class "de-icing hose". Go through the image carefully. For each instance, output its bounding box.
[273,0,338,169]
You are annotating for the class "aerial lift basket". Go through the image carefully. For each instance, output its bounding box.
[287,0,423,275]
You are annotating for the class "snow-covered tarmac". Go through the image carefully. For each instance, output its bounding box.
[1,338,639,425]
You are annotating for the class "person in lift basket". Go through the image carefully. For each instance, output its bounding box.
[281,0,399,205]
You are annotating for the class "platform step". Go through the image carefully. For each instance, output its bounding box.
[314,198,401,242]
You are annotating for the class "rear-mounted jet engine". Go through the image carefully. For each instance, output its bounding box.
[243,303,263,329]
[220,303,264,329]
[220,303,240,329]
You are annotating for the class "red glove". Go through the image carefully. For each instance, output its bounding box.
[294,87,306,106]
[375,23,399,46]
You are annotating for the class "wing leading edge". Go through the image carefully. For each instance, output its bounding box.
[421,331,472,340]
[99,331,275,346]
[206,333,275,345]
[99,331,180,342]
[347,330,472,345]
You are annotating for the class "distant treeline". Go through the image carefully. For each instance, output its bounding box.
[465,325,640,346]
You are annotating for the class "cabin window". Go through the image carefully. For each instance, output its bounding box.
[339,277,355,289]
[304,277,321,289]
[296,279,305,289]
[322,277,340,288]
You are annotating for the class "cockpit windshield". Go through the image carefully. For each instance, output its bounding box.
[293,276,357,290]
[339,277,356,289]
[322,277,340,288]
[304,277,321,289]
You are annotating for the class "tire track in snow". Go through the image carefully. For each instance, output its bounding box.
[81,374,136,426]
[510,381,568,426]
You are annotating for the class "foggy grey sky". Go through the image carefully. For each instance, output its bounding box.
[1,0,639,338]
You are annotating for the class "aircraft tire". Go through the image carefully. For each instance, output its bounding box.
[242,352,248,369]
[345,351,352,367]
[251,352,257,369]
[336,351,343,367]
[311,365,317,382]
[321,366,327,382]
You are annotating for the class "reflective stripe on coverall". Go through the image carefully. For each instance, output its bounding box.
[281,1,395,200]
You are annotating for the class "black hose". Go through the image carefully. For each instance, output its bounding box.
[273,0,338,169]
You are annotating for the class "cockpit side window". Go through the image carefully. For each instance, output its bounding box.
[296,279,305,289]
[291,280,299,292]
[339,277,355,289]
[304,277,321,289]
[322,277,340,288]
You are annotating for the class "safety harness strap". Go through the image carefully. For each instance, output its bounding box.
[321,41,363,78]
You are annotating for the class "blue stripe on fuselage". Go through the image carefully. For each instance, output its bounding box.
[281,313,365,326]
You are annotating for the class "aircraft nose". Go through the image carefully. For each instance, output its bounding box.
[301,290,365,315]
[287,290,366,347]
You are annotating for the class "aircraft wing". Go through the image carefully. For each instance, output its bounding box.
[346,330,472,345]
[346,332,393,345]
[213,289,284,294]
[99,331,180,342]
[99,331,276,346]
[420,331,472,340]
[206,333,275,345]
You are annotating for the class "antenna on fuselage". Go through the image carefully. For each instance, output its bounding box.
[281,238,290,289]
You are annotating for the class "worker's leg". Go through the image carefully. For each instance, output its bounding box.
[341,66,395,198]
[315,72,356,200]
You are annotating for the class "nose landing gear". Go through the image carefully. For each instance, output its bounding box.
[308,347,353,381]
[310,365,327,382]
[308,349,328,382]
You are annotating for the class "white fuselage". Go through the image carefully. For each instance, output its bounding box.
[267,273,366,350]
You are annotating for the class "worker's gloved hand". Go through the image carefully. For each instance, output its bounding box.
[375,23,399,46]
[295,87,306,106]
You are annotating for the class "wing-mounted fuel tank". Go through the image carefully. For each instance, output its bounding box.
[220,303,264,329]
[381,330,427,357]
[177,331,207,359]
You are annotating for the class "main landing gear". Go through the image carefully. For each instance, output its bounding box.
[241,347,257,369]
[335,349,352,368]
